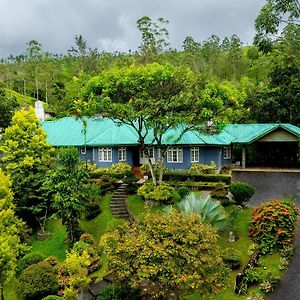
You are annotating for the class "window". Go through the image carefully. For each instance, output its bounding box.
[80,147,86,155]
[167,148,183,163]
[99,147,112,162]
[190,147,199,163]
[118,147,126,161]
[223,146,231,159]
[141,147,154,159]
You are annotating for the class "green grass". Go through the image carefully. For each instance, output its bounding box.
[30,218,67,261]
[127,194,169,219]
[80,194,125,242]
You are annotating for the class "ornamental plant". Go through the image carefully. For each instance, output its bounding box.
[188,161,217,175]
[137,181,175,204]
[100,211,229,299]
[249,199,299,253]
[229,182,255,206]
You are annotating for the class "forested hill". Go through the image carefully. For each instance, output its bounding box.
[1,13,300,127]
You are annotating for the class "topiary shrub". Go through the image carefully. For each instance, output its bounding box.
[229,182,255,206]
[177,187,191,199]
[17,252,46,274]
[222,248,242,269]
[42,296,63,300]
[249,199,299,253]
[211,182,229,206]
[97,284,141,300]
[18,261,59,300]
[108,162,132,179]
[93,175,117,194]
[137,181,175,204]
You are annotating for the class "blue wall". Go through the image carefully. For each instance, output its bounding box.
[79,146,134,168]
[78,145,231,169]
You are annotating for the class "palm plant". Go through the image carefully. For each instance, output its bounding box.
[178,192,227,231]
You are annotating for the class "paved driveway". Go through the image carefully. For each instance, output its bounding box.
[232,170,300,300]
[232,170,300,206]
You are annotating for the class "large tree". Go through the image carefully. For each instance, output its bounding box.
[0,108,55,229]
[47,148,90,244]
[0,88,18,129]
[101,211,229,299]
[81,63,232,185]
[0,169,28,300]
[254,0,300,51]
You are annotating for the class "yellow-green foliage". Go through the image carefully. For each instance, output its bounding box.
[0,107,55,172]
[108,162,131,175]
[101,211,229,299]
[0,170,29,288]
[137,181,175,204]
[58,241,92,299]
[188,161,217,175]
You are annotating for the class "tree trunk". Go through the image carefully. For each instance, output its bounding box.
[158,155,164,185]
[147,157,157,186]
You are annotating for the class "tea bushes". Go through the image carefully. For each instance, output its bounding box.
[249,199,299,253]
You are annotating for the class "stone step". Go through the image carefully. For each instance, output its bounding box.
[114,192,126,195]
[111,207,127,211]
[110,201,126,207]
[113,213,130,218]
[111,198,126,203]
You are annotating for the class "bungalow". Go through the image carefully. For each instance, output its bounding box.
[41,117,300,170]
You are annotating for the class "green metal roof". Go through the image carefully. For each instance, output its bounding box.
[41,117,300,147]
[220,123,300,144]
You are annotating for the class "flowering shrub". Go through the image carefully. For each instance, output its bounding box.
[137,181,175,204]
[249,199,299,253]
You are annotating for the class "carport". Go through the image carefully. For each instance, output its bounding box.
[223,124,300,169]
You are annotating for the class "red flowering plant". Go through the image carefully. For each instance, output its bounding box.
[249,199,299,254]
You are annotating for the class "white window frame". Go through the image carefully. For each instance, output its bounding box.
[80,147,86,155]
[118,147,126,162]
[223,146,231,159]
[92,148,95,161]
[98,147,112,162]
[141,147,155,159]
[167,148,183,163]
[190,147,199,163]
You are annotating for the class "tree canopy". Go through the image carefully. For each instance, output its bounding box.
[101,211,229,299]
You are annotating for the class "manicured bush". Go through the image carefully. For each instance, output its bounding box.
[188,161,217,174]
[97,284,141,300]
[85,202,101,220]
[229,181,255,205]
[178,186,191,199]
[137,181,175,204]
[18,261,59,300]
[17,252,45,274]
[108,162,132,179]
[249,199,299,253]
[42,296,63,300]
[163,172,232,184]
[222,248,242,269]
[245,268,264,284]
[93,175,117,194]
[211,182,229,206]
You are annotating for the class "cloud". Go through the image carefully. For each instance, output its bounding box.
[0,0,265,58]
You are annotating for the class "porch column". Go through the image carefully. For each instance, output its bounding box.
[242,147,246,169]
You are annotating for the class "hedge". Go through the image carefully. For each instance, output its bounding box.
[163,172,231,184]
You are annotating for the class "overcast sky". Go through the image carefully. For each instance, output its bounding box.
[0,0,266,58]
